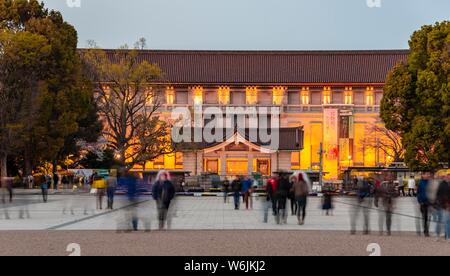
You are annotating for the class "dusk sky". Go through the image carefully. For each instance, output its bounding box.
[42,0,450,50]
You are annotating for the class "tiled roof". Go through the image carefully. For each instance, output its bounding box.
[98,49,409,85]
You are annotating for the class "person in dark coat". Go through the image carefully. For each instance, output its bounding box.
[152,171,176,230]
[417,172,431,237]
[276,175,291,224]
[223,180,230,204]
[231,177,242,210]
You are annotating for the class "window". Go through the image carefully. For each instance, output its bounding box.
[192,86,203,105]
[166,87,175,105]
[272,86,285,105]
[246,87,258,105]
[205,159,219,174]
[231,91,246,105]
[288,91,300,105]
[323,87,331,105]
[365,87,375,106]
[218,86,230,105]
[176,91,188,104]
[344,87,353,105]
[301,87,310,105]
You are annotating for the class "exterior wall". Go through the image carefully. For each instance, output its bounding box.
[153,84,388,180]
[278,152,292,172]
[183,152,198,175]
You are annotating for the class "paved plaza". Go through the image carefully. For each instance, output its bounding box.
[0,192,436,232]
[0,193,449,256]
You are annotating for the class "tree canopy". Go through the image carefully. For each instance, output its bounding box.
[0,0,100,176]
[381,21,450,172]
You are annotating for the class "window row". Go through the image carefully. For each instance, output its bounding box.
[159,86,379,106]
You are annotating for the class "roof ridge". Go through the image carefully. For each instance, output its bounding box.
[79,48,410,56]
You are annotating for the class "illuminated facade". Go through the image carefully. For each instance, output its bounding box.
[106,50,408,179]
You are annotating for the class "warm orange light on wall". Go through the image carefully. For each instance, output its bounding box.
[344,87,353,105]
[272,86,286,105]
[218,86,230,105]
[323,86,332,105]
[365,86,375,106]
[246,86,258,105]
[192,86,203,105]
[301,87,310,105]
[166,86,175,105]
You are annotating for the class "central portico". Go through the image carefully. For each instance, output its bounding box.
[181,128,303,178]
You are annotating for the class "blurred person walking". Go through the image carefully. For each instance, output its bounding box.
[408,175,416,197]
[288,178,297,216]
[241,176,253,210]
[375,180,397,236]
[435,172,450,241]
[223,179,230,204]
[1,177,13,203]
[106,170,117,210]
[263,178,275,223]
[231,177,242,210]
[291,173,310,225]
[322,188,334,216]
[119,171,140,231]
[350,177,373,235]
[276,175,290,224]
[93,174,106,210]
[267,176,278,216]
[1,177,12,219]
[417,172,431,237]
[152,171,176,230]
[41,175,50,203]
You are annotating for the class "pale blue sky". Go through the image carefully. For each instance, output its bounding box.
[41,0,450,50]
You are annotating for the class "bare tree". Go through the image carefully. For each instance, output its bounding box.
[81,44,174,169]
[360,124,404,163]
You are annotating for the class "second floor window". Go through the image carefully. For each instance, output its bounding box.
[246,87,258,105]
[365,87,375,105]
[193,86,203,105]
[301,88,310,105]
[344,87,353,105]
[323,87,331,105]
[218,86,230,105]
[273,86,285,105]
[166,87,175,105]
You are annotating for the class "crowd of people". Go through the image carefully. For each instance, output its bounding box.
[1,167,450,241]
[225,172,322,226]
[349,171,450,241]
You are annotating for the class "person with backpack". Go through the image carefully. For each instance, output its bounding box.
[152,171,176,230]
